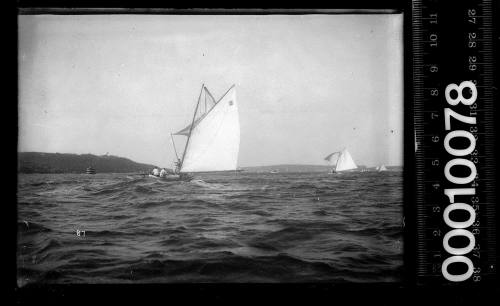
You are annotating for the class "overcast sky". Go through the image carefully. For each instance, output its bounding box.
[19,14,403,167]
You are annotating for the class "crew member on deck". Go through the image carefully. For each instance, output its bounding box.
[152,167,160,176]
[160,168,167,177]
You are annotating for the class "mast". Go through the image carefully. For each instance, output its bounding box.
[180,84,205,169]
[170,133,179,160]
[334,151,341,172]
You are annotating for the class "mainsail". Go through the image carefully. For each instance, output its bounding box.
[377,164,388,171]
[324,148,357,172]
[173,84,240,173]
[335,149,357,172]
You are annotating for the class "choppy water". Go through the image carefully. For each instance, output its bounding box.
[17,171,403,284]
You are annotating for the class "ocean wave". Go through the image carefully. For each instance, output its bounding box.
[105,252,346,282]
[35,238,63,255]
[18,221,51,234]
[89,179,145,196]
[189,179,228,190]
[17,172,403,283]
[80,229,131,238]
[137,199,173,208]
[133,185,156,194]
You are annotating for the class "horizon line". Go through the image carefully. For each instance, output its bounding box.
[19,151,403,168]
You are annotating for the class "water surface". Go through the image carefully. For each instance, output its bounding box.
[17,171,403,284]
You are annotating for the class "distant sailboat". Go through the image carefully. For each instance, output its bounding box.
[171,84,240,174]
[324,148,357,173]
[376,165,388,172]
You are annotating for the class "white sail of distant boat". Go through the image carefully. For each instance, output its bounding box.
[376,164,388,172]
[324,148,357,173]
[172,84,240,173]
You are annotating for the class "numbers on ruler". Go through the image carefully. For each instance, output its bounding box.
[468,32,477,48]
[471,173,480,188]
[472,244,481,264]
[429,33,438,47]
[468,80,479,116]
[468,56,477,71]
[472,202,479,213]
[433,229,442,237]
[468,9,476,24]
[428,13,438,24]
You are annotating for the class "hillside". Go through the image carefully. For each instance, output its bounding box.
[18,152,157,174]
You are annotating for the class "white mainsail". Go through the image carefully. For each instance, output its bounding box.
[324,148,357,172]
[335,149,357,172]
[174,85,240,173]
[377,164,388,171]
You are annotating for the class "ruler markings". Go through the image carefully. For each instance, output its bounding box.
[412,0,496,283]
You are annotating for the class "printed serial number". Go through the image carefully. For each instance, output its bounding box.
[440,80,479,282]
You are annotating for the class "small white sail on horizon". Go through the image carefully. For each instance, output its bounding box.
[172,84,240,173]
[324,148,357,173]
[377,164,388,172]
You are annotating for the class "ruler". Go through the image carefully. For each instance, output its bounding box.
[412,0,496,284]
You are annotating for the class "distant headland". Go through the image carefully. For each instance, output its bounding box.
[18,152,402,174]
[18,152,157,174]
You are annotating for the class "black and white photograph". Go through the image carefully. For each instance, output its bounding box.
[18,12,404,284]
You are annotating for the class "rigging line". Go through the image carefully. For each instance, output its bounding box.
[213,84,235,106]
[180,84,205,170]
[170,133,179,160]
[204,87,217,105]
[185,85,235,136]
